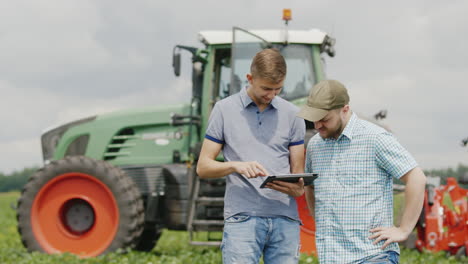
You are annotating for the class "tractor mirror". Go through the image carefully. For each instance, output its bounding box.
[173,52,181,77]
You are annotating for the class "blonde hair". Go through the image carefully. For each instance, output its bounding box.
[250,48,286,83]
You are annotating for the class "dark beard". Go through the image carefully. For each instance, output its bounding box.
[330,119,344,139]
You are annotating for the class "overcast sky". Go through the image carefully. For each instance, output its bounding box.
[1,0,467,174]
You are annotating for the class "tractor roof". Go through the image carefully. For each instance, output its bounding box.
[198,29,328,45]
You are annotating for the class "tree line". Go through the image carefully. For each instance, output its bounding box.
[1,164,467,193]
[0,167,38,193]
[424,163,468,184]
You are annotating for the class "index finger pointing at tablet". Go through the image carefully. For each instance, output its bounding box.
[254,161,269,176]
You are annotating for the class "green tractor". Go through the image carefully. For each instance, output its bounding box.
[16,26,335,257]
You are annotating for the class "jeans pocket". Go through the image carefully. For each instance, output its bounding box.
[225,214,250,224]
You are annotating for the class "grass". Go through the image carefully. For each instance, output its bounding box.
[0,192,465,264]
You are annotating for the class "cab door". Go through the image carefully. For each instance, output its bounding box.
[230,27,271,95]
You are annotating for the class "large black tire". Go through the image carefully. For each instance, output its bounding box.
[134,224,162,251]
[16,156,144,257]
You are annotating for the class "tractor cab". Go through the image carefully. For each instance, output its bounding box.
[173,27,336,145]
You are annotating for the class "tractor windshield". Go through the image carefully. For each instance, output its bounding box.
[230,43,316,101]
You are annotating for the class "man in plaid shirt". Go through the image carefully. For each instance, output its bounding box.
[297,80,426,264]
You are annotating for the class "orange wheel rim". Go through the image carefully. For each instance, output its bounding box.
[31,172,119,257]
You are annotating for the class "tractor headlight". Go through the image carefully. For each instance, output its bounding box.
[41,116,96,163]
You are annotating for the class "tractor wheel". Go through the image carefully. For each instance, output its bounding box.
[16,156,144,257]
[134,225,162,251]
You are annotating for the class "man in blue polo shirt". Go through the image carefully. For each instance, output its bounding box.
[197,48,306,264]
[297,80,426,264]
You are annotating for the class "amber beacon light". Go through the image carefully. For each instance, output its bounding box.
[283,9,292,24]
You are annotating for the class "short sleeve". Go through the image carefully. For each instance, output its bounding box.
[204,103,225,144]
[289,116,306,146]
[375,132,418,179]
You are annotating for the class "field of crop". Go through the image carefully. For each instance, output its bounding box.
[0,192,465,264]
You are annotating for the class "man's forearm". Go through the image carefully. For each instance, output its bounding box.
[196,158,237,179]
[399,168,426,235]
[289,144,305,174]
[291,165,304,174]
[305,186,315,217]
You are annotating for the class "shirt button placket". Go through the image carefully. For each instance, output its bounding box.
[330,141,340,232]
[257,110,262,127]
[332,141,340,185]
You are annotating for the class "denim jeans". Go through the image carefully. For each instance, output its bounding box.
[221,214,300,264]
[360,251,399,264]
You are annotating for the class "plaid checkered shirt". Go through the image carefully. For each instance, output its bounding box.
[305,113,417,264]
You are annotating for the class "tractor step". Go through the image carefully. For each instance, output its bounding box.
[187,169,225,246]
[196,197,224,205]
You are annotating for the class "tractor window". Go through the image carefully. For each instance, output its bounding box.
[230,43,315,101]
[231,27,270,95]
[218,57,231,100]
[212,48,232,102]
[278,45,316,101]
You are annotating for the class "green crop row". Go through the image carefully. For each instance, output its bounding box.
[0,192,464,264]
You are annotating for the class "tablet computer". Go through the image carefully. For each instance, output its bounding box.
[259,173,318,188]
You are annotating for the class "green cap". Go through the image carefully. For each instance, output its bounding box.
[297,80,349,122]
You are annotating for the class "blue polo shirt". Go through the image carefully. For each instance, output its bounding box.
[204,87,305,220]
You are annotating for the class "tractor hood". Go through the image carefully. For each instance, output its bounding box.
[46,103,193,165]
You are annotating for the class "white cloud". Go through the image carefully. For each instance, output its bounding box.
[0,0,110,74]
[53,76,192,125]
[0,80,62,139]
[0,138,42,173]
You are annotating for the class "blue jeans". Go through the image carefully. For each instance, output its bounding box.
[360,251,399,264]
[221,214,300,264]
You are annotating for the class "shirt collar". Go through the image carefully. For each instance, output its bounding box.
[240,86,279,109]
[240,86,253,108]
[270,97,279,109]
[337,112,358,141]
